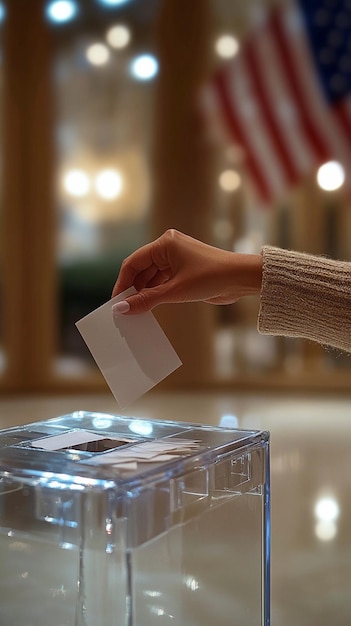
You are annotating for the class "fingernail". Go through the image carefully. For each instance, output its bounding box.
[112,300,130,316]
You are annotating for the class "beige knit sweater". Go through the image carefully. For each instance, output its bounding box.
[258,246,351,353]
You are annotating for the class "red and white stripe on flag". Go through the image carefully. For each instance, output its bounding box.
[212,2,351,206]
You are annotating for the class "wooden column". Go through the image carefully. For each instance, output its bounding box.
[152,0,215,387]
[2,0,57,389]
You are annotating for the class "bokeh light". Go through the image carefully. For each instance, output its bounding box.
[86,43,110,66]
[215,34,240,59]
[129,420,153,436]
[98,0,132,5]
[63,170,90,197]
[95,169,123,200]
[45,0,77,23]
[0,2,6,22]
[106,24,131,48]
[219,414,239,428]
[219,170,241,192]
[314,496,340,521]
[314,497,340,542]
[130,54,159,80]
[316,161,345,191]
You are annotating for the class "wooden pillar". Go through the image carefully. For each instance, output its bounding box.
[152,0,215,387]
[1,2,26,387]
[2,0,57,389]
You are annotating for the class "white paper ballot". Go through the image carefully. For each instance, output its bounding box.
[30,430,107,451]
[75,288,182,409]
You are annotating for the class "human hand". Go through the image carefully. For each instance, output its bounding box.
[112,229,262,315]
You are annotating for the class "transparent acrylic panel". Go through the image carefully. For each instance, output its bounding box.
[0,412,270,626]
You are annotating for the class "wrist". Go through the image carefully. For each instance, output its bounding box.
[234,253,263,296]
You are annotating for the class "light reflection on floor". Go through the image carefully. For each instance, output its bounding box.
[0,390,351,626]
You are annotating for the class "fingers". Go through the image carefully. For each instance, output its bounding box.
[111,242,155,297]
[111,270,134,298]
[132,264,159,292]
[112,263,170,301]
[111,229,199,310]
[111,232,174,297]
[146,268,172,288]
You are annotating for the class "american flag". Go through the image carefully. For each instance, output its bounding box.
[213,0,351,206]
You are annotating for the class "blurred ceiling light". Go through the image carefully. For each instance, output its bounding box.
[45,0,77,23]
[63,169,90,197]
[95,169,123,200]
[130,54,159,80]
[215,34,240,59]
[0,2,6,22]
[106,24,131,48]
[316,160,345,191]
[86,43,110,66]
[219,169,241,192]
[314,496,340,522]
[98,0,132,5]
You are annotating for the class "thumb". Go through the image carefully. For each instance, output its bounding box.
[112,287,165,316]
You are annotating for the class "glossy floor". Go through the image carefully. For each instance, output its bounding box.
[0,390,350,626]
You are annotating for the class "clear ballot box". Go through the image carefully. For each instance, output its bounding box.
[0,412,270,626]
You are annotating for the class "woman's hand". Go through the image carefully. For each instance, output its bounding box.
[112,229,262,314]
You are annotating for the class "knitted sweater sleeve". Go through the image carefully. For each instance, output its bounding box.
[257,246,351,353]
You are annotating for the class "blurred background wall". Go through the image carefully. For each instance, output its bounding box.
[0,0,350,395]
